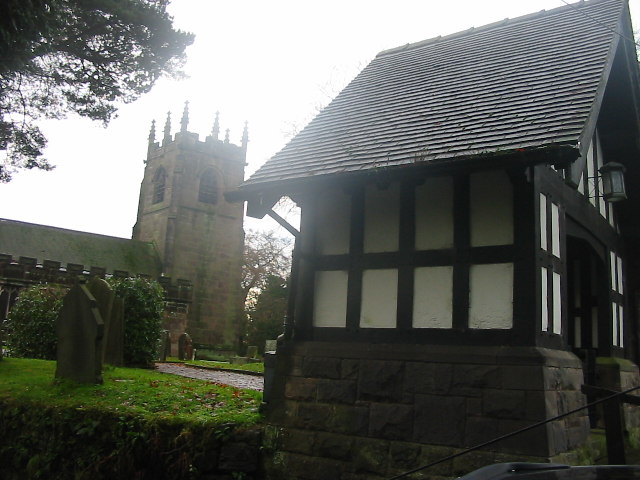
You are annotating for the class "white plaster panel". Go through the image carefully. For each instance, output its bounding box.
[551,203,561,258]
[313,270,348,327]
[413,266,453,328]
[610,251,617,291]
[574,317,582,348]
[539,193,547,251]
[578,174,584,195]
[553,271,562,335]
[415,177,454,250]
[364,183,399,253]
[315,189,351,255]
[470,170,513,247]
[469,263,513,329]
[360,269,398,328]
[541,266,548,332]
[608,203,615,227]
[617,255,623,295]
[612,302,619,347]
[619,304,624,348]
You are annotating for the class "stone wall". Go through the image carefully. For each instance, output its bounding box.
[596,357,640,430]
[0,253,192,355]
[262,342,590,480]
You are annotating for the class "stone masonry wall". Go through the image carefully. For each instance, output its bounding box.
[262,342,590,480]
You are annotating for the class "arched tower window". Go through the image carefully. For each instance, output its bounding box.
[198,169,218,204]
[152,167,166,204]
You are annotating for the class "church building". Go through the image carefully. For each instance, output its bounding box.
[0,104,246,351]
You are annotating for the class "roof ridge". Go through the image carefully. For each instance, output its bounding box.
[377,0,616,57]
[0,217,140,243]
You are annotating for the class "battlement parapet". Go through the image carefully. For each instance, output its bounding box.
[0,253,192,301]
[148,131,245,162]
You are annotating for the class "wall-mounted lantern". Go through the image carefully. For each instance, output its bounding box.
[599,162,627,202]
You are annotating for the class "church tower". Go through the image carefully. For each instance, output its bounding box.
[133,103,246,347]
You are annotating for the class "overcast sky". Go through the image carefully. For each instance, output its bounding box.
[1,0,638,239]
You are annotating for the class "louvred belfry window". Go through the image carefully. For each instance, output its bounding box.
[199,169,218,204]
[152,167,166,204]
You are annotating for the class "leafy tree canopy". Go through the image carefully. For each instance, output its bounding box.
[0,0,194,181]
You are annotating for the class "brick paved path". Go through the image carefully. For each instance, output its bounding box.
[155,363,264,392]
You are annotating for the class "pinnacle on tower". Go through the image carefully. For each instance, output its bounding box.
[163,111,172,142]
[224,128,230,143]
[241,121,249,151]
[148,119,156,144]
[211,111,220,140]
[180,101,190,132]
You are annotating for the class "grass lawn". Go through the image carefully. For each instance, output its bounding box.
[0,357,262,425]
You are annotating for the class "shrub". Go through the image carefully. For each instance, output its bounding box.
[3,285,68,359]
[107,277,164,367]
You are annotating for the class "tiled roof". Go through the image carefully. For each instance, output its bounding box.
[242,0,626,191]
[0,218,162,276]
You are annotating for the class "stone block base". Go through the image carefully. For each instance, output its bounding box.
[263,342,591,479]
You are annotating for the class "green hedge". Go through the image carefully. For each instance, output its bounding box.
[3,278,165,367]
[107,277,164,367]
[0,399,262,480]
[3,284,67,359]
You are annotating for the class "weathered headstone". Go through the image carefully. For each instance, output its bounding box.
[178,332,193,361]
[264,340,277,353]
[246,345,258,359]
[86,277,122,366]
[156,330,171,362]
[55,282,104,384]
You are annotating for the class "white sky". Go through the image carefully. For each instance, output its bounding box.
[1,0,638,239]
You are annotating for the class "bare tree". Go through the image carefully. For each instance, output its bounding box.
[242,229,292,308]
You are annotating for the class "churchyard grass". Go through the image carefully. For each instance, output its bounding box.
[0,357,262,424]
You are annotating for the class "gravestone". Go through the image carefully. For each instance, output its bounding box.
[55,282,104,384]
[86,278,124,366]
[156,330,171,362]
[178,333,193,361]
[264,340,277,353]
[246,345,258,359]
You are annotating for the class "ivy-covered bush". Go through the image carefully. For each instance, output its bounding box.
[107,277,164,367]
[3,285,68,359]
[3,278,165,366]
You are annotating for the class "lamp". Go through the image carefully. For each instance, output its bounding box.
[598,162,627,202]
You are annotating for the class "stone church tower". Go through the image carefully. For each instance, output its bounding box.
[133,103,246,347]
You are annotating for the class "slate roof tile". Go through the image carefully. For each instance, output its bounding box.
[239,0,628,194]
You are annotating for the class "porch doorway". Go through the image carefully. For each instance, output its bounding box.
[566,235,608,425]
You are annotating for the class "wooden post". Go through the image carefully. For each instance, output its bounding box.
[602,395,626,464]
